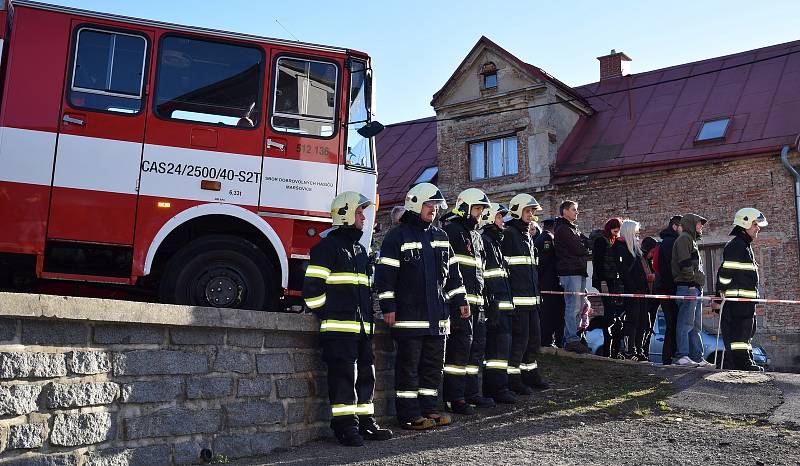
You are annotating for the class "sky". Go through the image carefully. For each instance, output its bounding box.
[42,0,800,124]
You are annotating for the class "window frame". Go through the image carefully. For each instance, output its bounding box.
[413,166,438,184]
[151,33,266,131]
[484,72,497,89]
[695,117,731,142]
[468,134,519,181]
[268,53,341,141]
[67,25,150,117]
[700,243,725,293]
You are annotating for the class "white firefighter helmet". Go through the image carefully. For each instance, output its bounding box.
[330,191,372,227]
[508,193,542,220]
[480,202,509,227]
[732,208,768,230]
[452,188,491,218]
[404,183,447,214]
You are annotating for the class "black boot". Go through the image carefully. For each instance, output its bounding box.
[360,421,393,441]
[525,368,550,389]
[446,399,476,415]
[335,427,365,447]
[466,395,496,408]
[491,389,518,404]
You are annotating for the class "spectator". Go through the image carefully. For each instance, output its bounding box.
[390,206,406,226]
[553,200,592,354]
[640,236,660,360]
[613,220,649,360]
[670,213,714,367]
[534,218,564,348]
[654,216,682,365]
[591,217,624,358]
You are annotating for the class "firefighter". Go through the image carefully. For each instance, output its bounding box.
[302,191,393,446]
[374,182,468,430]
[480,203,518,404]
[442,188,493,414]
[714,207,768,371]
[502,193,549,394]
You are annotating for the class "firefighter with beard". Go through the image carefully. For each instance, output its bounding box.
[302,191,393,446]
[714,208,768,371]
[442,188,494,414]
[480,203,518,404]
[374,183,468,430]
[503,194,549,394]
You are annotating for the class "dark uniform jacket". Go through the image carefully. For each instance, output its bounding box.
[481,224,514,313]
[716,228,759,318]
[533,230,560,291]
[501,219,540,307]
[302,227,373,337]
[443,216,485,311]
[374,212,467,336]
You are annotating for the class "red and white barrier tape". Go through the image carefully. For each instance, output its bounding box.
[540,290,800,305]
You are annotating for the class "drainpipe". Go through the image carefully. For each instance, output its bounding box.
[780,138,800,259]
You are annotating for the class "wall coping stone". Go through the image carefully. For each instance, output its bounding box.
[0,292,320,332]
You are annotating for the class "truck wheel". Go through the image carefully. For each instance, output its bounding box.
[159,235,275,310]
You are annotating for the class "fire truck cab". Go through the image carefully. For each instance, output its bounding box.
[0,1,382,310]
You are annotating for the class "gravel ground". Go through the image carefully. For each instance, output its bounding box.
[239,354,800,466]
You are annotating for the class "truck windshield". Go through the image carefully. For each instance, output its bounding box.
[345,59,374,170]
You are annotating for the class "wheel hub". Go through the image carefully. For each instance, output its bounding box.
[200,269,243,307]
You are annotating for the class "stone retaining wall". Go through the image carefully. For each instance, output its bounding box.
[0,293,395,465]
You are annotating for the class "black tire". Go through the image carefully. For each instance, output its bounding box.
[158,235,275,310]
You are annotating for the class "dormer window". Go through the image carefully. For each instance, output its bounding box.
[481,62,497,90]
[696,118,730,142]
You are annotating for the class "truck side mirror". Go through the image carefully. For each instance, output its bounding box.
[357,121,384,138]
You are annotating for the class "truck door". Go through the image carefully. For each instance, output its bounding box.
[48,23,153,246]
[259,49,343,218]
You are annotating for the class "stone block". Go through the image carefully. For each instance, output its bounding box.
[263,331,315,348]
[227,329,263,348]
[21,321,88,346]
[212,432,291,459]
[186,377,233,399]
[94,324,164,344]
[213,349,253,374]
[374,370,394,392]
[47,382,119,408]
[291,427,327,446]
[51,412,114,446]
[82,444,172,466]
[69,351,111,375]
[256,353,293,374]
[312,400,331,422]
[0,453,79,466]
[0,352,67,379]
[170,327,224,345]
[237,377,272,398]
[7,422,44,449]
[276,378,311,398]
[0,384,42,416]
[225,400,284,427]
[120,378,183,403]
[124,408,221,439]
[293,352,325,372]
[113,350,207,376]
[0,318,16,341]
[287,400,306,423]
[174,440,206,465]
[314,377,328,397]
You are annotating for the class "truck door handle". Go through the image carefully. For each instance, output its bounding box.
[266,138,285,151]
[62,115,85,126]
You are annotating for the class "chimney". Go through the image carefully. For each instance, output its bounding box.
[597,49,632,80]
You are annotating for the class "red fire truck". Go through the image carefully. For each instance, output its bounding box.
[0,1,383,310]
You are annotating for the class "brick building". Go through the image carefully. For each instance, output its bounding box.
[376,37,800,371]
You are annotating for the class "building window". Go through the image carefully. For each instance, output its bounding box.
[696,118,730,142]
[414,166,438,184]
[469,136,518,180]
[700,244,724,292]
[484,72,497,89]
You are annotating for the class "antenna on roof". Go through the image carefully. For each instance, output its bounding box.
[275,18,300,41]
[610,49,616,54]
